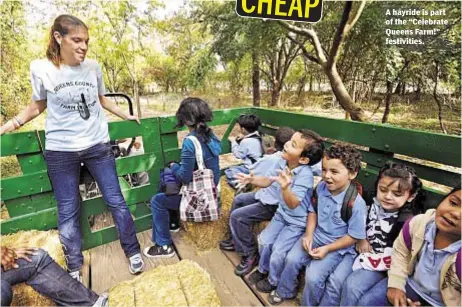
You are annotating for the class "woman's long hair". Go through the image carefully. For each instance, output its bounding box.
[46,15,88,67]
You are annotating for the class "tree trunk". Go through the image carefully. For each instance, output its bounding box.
[297,75,307,98]
[270,81,280,107]
[433,60,447,134]
[309,74,313,92]
[252,51,260,107]
[324,65,364,121]
[394,81,402,94]
[382,80,393,123]
[414,83,422,101]
[133,80,141,118]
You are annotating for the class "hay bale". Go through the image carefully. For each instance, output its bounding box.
[1,202,10,220]
[175,260,220,307]
[108,281,135,307]
[182,176,235,251]
[1,230,65,306]
[108,260,220,307]
[134,264,187,306]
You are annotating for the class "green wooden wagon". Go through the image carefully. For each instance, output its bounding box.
[1,106,460,305]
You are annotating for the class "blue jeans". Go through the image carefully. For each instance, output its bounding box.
[301,250,345,306]
[257,212,305,286]
[150,193,182,246]
[45,142,140,271]
[230,192,277,256]
[276,237,312,299]
[340,268,387,306]
[357,279,430,306]
[320,253,356,306]
[225,165,249,188]
[1,249,99,306]
[274,236,345,304]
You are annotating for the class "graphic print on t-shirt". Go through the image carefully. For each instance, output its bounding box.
[53,81,98,120]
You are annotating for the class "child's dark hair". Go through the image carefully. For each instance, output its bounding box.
[299,129,324,166]
[237,114,261,133]
[324,143,362,173]
[375,162,425,214]
[275,127,295,151]
[175,97,213,142]
[440,182,461,204]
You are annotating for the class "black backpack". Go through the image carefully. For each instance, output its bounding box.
[236,133,264,164]
[311,180,363,223]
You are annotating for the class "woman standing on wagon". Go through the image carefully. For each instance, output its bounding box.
[0,15,144,280]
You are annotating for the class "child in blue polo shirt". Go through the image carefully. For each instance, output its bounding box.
[231,130,324,281]
[263,143,367,306]
[219,127,295,258]
[225,114,263,188]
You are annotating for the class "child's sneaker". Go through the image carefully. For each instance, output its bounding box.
[170,222,180,233]
[128,253,145,275]
[256,278,277,293]
[219,236,235,251]
[92,293,109,307]
[234,253,259,276]
[143,244,175,258]
[248,270,267,285]
[69,270,82,283]
[268,290,284,305]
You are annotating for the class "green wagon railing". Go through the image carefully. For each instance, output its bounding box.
[1,107,460,250]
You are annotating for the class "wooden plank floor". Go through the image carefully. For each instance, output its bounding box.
[89,230,179,293]
[86,229,299,306]
[222,250,299,307]
[81,251,91,289]
[172,232,263,307]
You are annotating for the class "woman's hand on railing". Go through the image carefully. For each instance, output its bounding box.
[126,114,140,125]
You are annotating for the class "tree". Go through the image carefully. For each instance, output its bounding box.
[197,2,267,106]
[279,1,367,121]
[0,1,31,121]
[260,36,301,106]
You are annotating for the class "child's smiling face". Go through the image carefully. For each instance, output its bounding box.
[435,189,461,237]
[322,157,357,196]
[281,132,309,166]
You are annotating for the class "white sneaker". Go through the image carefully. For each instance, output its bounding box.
[69,270,82,283]
[92,293,108,307]
[128,253,145,275]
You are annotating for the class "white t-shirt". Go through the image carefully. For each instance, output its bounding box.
[30,59,110,151]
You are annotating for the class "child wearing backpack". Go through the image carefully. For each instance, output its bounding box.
[230,130,324,277]
[260,143,367,306]
[225,114,263,188]
[322,163,424,306]
[354,183,461,306]
[219,127,295,253]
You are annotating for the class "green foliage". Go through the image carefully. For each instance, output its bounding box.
[186,47,217,90]
[0,1,31,121]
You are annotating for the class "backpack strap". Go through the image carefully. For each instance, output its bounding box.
[340,179,363,223]
[401,216,460,280]
[311,185,318,214]
[246,132,264,161]
[456,249,461,281]
[402,217,413,251]
[186,136,205,170]
[312,180,362,222]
